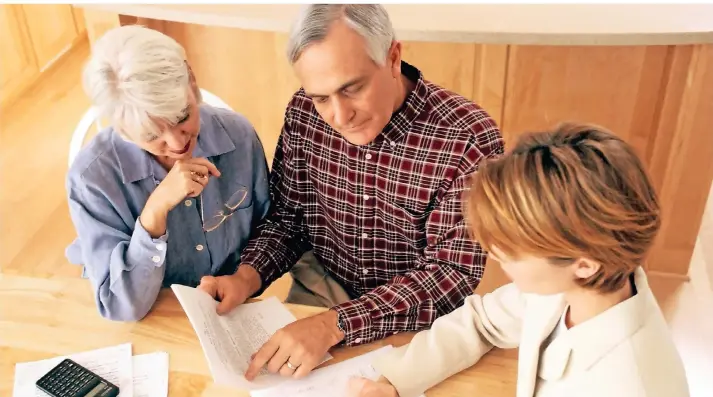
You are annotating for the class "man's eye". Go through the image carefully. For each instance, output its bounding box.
[312,97,328,104]
[345,85,363,95]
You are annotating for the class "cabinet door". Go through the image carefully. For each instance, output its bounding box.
[72,6,86,34]
[21,4,78,71]
[0,5,39,107]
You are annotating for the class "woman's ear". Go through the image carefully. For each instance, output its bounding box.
[573,258,601,280]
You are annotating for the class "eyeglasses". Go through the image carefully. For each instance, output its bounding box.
[200,187,248,232]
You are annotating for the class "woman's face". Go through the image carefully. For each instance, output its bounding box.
[488,246,583,295]
[129,89,202,164]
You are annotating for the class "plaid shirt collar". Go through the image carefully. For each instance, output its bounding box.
[379,60,429,146]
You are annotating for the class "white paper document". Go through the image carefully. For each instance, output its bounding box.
[132,352,169,397]
[12,343,134,397]
[171,284,331,391]
[250,345,425,397]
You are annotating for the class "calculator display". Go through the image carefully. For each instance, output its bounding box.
[84,383,106,397]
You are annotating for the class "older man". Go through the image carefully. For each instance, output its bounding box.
[199,4,504,379]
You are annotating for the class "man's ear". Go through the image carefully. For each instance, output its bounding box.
[388,40,402,78]
[573,258,601,280]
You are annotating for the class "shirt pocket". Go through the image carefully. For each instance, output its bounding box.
[384,200,428,251]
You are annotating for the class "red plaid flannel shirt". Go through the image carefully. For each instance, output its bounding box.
[241,61,504,346]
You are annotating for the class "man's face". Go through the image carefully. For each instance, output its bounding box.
[293,21,403,146]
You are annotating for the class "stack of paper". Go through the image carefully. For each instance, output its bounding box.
[250,345,426,397]
[12,343,168,397]
[171,285,333,391]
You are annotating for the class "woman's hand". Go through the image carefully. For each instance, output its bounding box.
[347,377,399,397]
[141,158,221,237]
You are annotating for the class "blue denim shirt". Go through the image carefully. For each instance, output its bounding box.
[65,104,270,321]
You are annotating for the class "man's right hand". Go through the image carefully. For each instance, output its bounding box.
[198,265,262,314]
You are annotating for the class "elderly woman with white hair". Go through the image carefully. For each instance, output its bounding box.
[65,25,270,321]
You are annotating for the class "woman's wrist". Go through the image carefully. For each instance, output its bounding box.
[139,201,169,239]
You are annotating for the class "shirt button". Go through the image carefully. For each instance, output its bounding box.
[365,153,372,160]
[355,338,363,344]
[156,244,165,251]
[361,233,368,239]
[196,244,204,251]
[363,194,370,201]
[151,256,161,263]
[184,200,192,207]
[362,268,369,275]
[390,141,396,147]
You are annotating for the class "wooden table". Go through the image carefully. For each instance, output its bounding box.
[0,274,517,396]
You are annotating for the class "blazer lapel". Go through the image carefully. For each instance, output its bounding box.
[516,294,567,397]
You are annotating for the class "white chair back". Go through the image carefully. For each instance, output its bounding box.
[68,88,233,167]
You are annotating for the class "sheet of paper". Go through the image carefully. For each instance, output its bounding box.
[250,345,425,397]
[132,352,168,397]
[171,284,331,391]
[12,343,133,397]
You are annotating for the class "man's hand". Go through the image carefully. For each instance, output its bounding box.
[198,265,262,314]
[245,310,345,380]
[347,377,399,397]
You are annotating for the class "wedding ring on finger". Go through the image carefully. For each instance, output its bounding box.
[190,171,207,180]
[286,360,299,370]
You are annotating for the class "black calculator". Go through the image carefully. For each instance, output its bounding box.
[35,358,120,397]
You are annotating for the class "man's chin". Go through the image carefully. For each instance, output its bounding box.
[339,130,378,146]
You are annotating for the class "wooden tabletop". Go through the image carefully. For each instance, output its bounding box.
[79,4,713,45]
[0,274,517,396]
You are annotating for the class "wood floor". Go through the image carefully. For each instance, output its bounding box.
[1,36,712,397]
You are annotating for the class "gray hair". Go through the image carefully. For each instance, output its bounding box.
[82,25,196,140]
[286,4,395,66]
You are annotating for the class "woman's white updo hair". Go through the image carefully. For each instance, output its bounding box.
[82,25,199,140]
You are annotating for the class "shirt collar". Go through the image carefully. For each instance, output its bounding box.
[380,60,429,145]
[114,104,237,184]
[538,267,656,380]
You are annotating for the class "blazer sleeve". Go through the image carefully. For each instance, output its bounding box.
[371,282,528,397]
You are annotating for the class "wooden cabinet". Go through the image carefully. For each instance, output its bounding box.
[0,5,39,107]
[0,4,86,109]
[21,4,80,71]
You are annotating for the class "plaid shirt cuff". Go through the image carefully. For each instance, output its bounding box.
[241,253,282,298]
[332,298,378,346]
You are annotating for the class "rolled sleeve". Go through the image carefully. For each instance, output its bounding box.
[126,219,168,266]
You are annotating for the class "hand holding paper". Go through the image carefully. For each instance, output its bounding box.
[245,309,345,380]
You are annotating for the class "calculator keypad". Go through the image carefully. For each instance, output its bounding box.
[37,360,99,397]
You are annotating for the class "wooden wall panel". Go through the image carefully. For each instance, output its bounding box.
[646,44,713,277]
[472,44,508,126]
[501,45,669,158]
[401,41,476,99]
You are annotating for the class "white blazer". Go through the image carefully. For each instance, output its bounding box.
[372,267,690,397]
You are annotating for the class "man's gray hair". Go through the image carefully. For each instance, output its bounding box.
[286,4,395,65]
